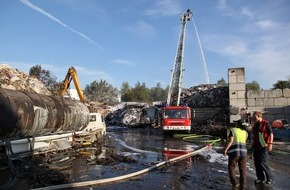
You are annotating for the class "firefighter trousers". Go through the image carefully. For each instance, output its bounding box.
[228,155,247,190]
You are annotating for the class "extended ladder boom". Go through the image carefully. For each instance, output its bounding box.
[167,9,192,106]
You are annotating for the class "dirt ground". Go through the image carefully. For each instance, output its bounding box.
[1,127,290,190]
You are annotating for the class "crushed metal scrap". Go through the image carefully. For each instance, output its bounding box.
[182,84,229,108]
[105,102,160,127]
[105,85,229,127]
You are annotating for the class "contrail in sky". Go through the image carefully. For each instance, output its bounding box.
[19,0,102,49]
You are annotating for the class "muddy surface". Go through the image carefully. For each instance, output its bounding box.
[1,127,290,190]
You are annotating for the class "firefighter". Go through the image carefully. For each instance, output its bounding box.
[224,121,248,190]
[251,111,274,184]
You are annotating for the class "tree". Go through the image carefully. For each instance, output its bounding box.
[216,77,227,87]
[120,82,132,102]
[84,79,119,103]
[246,80,260,91]
[29,64,59,94]
[273,80,290,90]
[149,82,167,101]
[131,81,149,102]
[120,81,168,102]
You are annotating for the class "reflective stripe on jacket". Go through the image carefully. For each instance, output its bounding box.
[253,120,272,148]
[228,127,248,157]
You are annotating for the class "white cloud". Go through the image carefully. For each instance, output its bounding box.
[206,1,290,88]
[143,0,182,17]
[204,23,290,88]
[241,7,254,19]
[111,59,135,67]
[255,19,279,30]
[124,20,156,38]
[217,0,228,10]
[19,0,102,49]
[203,35,249,57]
[222,42,248,57]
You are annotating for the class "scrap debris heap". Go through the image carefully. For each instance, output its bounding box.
[182,84,229,108]
[0,64,51,95]
[1,64,229,128]
[105,102,159,127]
[106,85,229,128]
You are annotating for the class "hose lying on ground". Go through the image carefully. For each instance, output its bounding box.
[173,134,221,144]
[31,144,211,190]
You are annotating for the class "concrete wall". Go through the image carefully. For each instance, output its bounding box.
[228,68,246,122]
[247,89,290,122]
[228,67,290,123]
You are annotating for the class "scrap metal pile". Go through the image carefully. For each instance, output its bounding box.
[0,64,51,95]
[105,102,159,127]
[0,64,229,128]
[106,85,229,128]
[182,84,229,108]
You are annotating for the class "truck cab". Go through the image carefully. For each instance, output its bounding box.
[162,106,191,133]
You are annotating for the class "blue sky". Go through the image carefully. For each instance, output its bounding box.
[0,0,289,90]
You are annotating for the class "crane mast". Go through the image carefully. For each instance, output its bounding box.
[167,9,192,106]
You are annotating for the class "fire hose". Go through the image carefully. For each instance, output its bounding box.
[173,134,221,144]
[31,143,216,190]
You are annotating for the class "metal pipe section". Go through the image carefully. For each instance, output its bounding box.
[0,88,90,138]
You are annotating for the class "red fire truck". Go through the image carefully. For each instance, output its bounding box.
[162,106,191,132]
[162,9,192,133]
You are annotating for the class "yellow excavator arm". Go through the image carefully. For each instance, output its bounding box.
[59,66,85,103]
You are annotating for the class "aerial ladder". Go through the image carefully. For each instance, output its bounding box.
[167,9,192,106]
[162,9,192,133]
[59,66,86,103]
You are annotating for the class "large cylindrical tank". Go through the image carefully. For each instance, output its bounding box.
[0,88,90,138]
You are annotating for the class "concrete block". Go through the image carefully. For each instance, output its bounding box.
[247,99,256,107]
[247,90,265,98]
[263,98,275,107]
[237,91,246,99]
[229,91,238,99]
[228,68,245,76]
[236,76,245,83]
[283,89,290,97]
[229,83,246,91]
[274,98,288,106]
[230,99,246,108]
[228,75,237,84]
[256,98,265,107]
[265,89,283,98]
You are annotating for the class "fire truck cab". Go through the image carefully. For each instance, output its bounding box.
[162,106,191,132]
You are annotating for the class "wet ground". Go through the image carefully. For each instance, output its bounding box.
[1,126,290,190]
